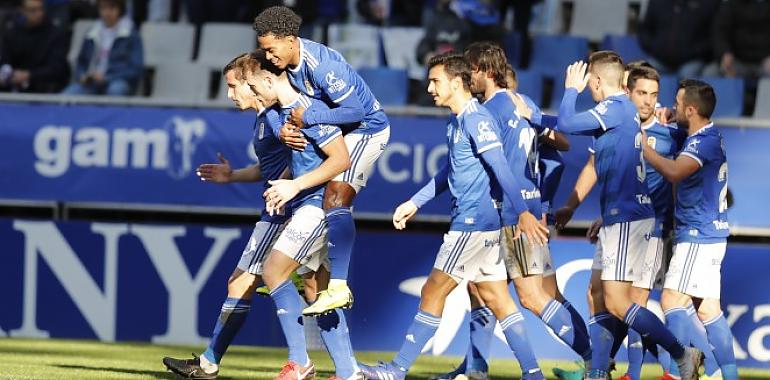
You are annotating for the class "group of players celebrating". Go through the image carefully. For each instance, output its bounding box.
[162,5,735,380]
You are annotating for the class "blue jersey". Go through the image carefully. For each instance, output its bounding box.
[253,108,291,223]
[587,94,655,225]
[643,119,687,237]
[446,99,505,232]
[483,90,541,226]
[274,95,343,209]
[288,38,389,134]
[675,123,729,243]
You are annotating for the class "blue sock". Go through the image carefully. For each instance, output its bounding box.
[317,310,355,378]
[541,299,590,360]
[687,305,720,376]
[610,317,629,358]
[664,307,690,376]
[626,329,644,380]
[392,310,441,372]
[465,307,494,373]
[201,297,251,364]
[589,312,616,372]
[326,207,356,281]
[561,300,592,360]
[500,312,540,375]
[704,313,739,380]
[270,280,309,365]
[626,304,685,360]
[656,346,671,373]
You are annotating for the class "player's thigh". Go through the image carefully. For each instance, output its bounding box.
[602,280,633,317]
[502,225,555,280]
[633,236,664,290]
[588,269,605,314]
[227,268,261,298]
[695,298,723,321]
[236,220,286,277]
[433,230,505,283]
[467,281,486,308]
[661,288,692,310]
[598,219,653,283]
[419,269,460,315]
[332,128,390,194]
[475,279,520,318]
[663,241,725,300]
[629,286,651,306]
[264,207,326,286]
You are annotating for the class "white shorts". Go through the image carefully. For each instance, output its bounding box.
[433,230,508,283]
[664,242,726,299]
[501,225,555,279]
[237,220,286,275]
[633,236,666,290]
[598,218,654,282]
[273,205,329,273]
[333,127,390,193]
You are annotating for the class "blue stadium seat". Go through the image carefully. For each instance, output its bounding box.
[515,70,543,106]
[700,77,745,117]
[550,72,596,112]
[658,75,679,108]
[754,78,770,119]
[601,35,649,64]
[530,35,590,79]
[358,67,409,106]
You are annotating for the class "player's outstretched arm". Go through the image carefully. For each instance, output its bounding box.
[264,133,351,214]
[642,139,700,183]
[509,92,570,151]
[196,153,263,183]
[554,154,596,229]
[393,161,450,230]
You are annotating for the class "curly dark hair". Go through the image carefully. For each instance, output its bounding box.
[428,52,471,91]
[252,6,302,38]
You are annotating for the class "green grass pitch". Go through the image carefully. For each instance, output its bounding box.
[1,338,769,379]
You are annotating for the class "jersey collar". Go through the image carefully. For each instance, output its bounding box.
[483,89,508,104]
[641,116,658,130]
[289,38,305,73]
[457,97,479,117]
[693,122,715,136]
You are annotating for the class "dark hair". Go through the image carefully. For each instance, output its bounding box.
[678,79,716,118]
[625,60,654,71]
[589,50,624,67]
[428,52,471,91]
[222,53,251,78]
[626,66,660,91]
[464,42,508,89]
[97,0,126,16]
[505,63,517,90]
[253,6,301,38]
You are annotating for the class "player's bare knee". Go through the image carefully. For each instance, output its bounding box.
[514,284,542,313]
[696,299,722,321]
[322,181,356,209]
[661,288,690,310]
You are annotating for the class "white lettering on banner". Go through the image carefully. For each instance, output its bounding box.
[10,221,127,341]
[32,117,206,179]
[727,304,750,360]
[131,225,240,345]
[748,304,770,361]
[376,142,448,184]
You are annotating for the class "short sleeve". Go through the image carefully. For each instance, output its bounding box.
[303,124,342,148]
[588,99,623,131]
[587,137,596,154]
[465,114,503,154]
[313,61,355,104]
[679,134,719,167]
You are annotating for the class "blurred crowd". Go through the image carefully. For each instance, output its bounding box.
[0,0,768,108]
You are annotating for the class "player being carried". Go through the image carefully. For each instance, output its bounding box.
[253,6,391,315]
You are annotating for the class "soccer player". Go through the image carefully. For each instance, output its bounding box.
[358,53,549,380]
[554,52,699,380]
[244,50,360,380]
[643,79,738,380]
[430,43,590,380]
[253,6,391,315]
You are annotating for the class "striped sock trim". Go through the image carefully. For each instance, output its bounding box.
[269,280,293,296]
[471,307,494,320]
[500,312,525,330]
[415,311,441,327]
[702,312,724,327]
[624,303,641,326]
[685,304,697,316]
[541,299,560,324]
[664,307,689,317]
[589,311,612,325]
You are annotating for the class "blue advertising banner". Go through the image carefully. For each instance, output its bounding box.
[2,218,769,368]
[0,101,768,229]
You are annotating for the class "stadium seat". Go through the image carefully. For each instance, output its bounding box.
[68,20,95,69]
[328,23,382,70]
[569,0,630,42]
[151,62,210,102]
[601,35,649,63]
[380,27,425,80]
[358,67,408,106]
[196,23,255,69]
[754,78,770,119]
[700,77,745,118]
[515,70,544,107]
[530,35,589,79]
[658,75,678,108]
[140,22,195,67]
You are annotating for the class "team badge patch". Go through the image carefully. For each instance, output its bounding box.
[304,79,314,96]
[647,136,656,149]
[258,122,265,140]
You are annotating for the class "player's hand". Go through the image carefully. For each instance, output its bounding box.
[587,217,602,244]
[196,153,233,183]
[393,200,418,230]
[280,123,307,151]
[514,211,549,247]
[263,179,301,215]
[508,91,533,120]
[565,61,591,93]
[655,107,674,124]
[554,206,575,230]
[289,106,306,129]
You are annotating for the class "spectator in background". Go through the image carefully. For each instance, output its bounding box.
[638,0,720,78]
[0,0,69,93]
[416,0,470,65]
[62,0,143,96]
[703,0,770,79]
[356,0,423,26]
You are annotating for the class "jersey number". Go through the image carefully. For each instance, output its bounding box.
[634,132,646,182]
[518,127,539,176]
[718,162,729,213]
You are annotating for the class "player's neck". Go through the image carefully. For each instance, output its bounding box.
[483,84,503,102]
[687,118,711,136]
[600,86,624,100]
[288,38,301,67]
[275,81,300,107]
[640,115,655,128]
[448,92,473,114]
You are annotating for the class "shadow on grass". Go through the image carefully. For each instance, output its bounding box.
[53,364,178,379]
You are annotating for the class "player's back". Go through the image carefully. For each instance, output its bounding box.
[675,124,729,243]
[591,93,654,225]
[643,119,686,236]
[288,38,389,134]
[254,107,291,222]
[275,94,342,208]
[447,99,502,232]
[483,89,541,225]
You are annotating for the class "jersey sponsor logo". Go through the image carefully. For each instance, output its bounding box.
[304,79,314,96]
[685,138,701,155]
[464,217,475,224]
[484,238,500,247]
[713,220,729,230]
[520,188,542,200]
[325,71,346,93]
[636,194,652,204]
[595,100,610,115]
[258,122,265,140]
[475,120,498,143]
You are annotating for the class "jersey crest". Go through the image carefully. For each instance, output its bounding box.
[258,122,265,140]
[304,79,314,96]
[646,135,656,149]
